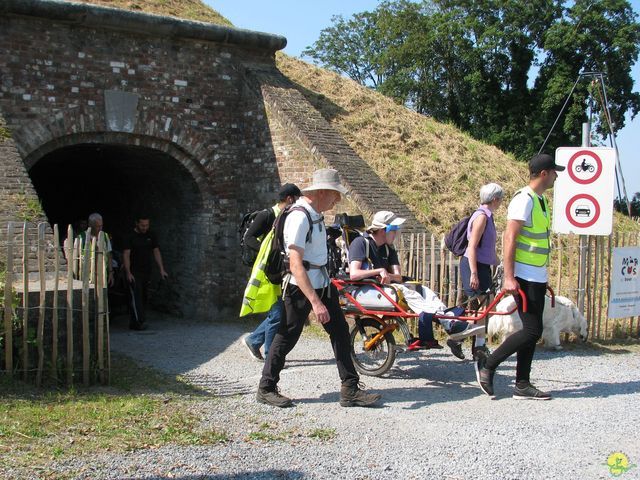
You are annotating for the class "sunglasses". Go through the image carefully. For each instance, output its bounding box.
[385,225,400,232]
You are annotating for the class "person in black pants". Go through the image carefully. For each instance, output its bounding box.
[257,169,381,408]
[122,216,168,330]
[475,153,564,400]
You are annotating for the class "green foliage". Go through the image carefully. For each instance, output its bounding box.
[614,192,640,216]
[304,0,640,160]
[0,114,10,141]
[14,194,45,222]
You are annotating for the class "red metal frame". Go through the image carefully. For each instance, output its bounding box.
[331,278,530,322]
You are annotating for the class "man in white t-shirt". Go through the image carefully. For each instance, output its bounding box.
[257,169,382,408]
[476,153,564,400]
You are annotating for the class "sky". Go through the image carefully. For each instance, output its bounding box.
[209,0,640,197]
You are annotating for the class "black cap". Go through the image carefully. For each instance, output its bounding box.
[529,153,565,174]
[278,183,301,200]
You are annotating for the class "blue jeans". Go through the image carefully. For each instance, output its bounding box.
[246,298,284,356]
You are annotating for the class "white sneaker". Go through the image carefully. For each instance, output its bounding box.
[448,324,486,341]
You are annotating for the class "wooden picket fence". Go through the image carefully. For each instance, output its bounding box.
[1,222,110,386]
[395,231,640,341]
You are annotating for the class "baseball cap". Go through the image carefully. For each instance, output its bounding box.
[529,153,565,174]
[366,211,406,232]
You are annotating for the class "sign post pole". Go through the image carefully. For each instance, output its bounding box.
[577,122,590,314]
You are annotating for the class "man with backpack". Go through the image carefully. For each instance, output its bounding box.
[257,168,382,408]
[475,153,564,400]
[240,183,301,361]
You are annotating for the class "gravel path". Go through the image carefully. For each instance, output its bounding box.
[49,316,640,480]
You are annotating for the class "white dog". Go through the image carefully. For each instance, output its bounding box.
[487,295,588,350]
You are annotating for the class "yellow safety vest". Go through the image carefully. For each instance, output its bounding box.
[514,186,550,267]
[239,212,282,317]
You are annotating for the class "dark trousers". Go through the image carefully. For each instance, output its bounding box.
[259,284,360,391]
[460,257,492,297]
[485,277,546,383]
[129,271,150,328]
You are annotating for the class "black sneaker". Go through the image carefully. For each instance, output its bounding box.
[242,334,264,361]
[340,383,382,407]
[475,356,495,397]
[472,344,490,361]
[446,339,465,360]
[256,388,293,407]
[513,382,552,400]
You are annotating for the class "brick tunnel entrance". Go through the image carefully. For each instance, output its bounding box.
[29,143,206,318]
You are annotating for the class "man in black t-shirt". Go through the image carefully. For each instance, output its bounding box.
[122,216,168,330]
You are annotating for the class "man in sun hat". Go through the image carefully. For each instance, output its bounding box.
[257,168,382,408]
[475,153,564,400]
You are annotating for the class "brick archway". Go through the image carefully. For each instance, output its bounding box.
[22,132,218,320]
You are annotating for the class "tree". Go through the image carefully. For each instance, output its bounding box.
[304,0,640,160]
[614,192,640,217]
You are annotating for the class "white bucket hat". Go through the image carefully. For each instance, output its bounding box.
[366,211,406,232]
[301,168,348,195]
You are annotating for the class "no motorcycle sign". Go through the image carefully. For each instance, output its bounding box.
[552,147,615,236]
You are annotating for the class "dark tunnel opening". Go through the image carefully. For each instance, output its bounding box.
[29,143,205,317]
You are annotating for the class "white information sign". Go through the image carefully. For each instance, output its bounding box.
[608,247,640,319]
[552,147,616,235]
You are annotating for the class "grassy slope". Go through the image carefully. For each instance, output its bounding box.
[73,0,232,26]
[72,1,639,233]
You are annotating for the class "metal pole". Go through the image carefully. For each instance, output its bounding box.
[577,122,590,314]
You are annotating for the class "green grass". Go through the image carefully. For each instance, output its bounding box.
[308,428,336,441]
[0,354,227,476]
[245,422,291,442]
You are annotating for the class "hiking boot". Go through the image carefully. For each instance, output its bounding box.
[472,344,490,361]
[242,334,264,361]
[475,355,495,397]
[340,383,382,407]
[513,382,552,401]
[256,388,293,408]
[446,339,465,359]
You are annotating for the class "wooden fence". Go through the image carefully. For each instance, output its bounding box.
[1,222,110,386]
[395,231,640,341]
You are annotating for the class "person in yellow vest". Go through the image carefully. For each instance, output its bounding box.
[239,184,301,361]
[476,153,564,400]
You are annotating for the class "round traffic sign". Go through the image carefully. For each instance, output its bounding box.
[565,193,600,228]
[567,150,602,185]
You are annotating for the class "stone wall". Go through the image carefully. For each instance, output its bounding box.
[0,1,287,318]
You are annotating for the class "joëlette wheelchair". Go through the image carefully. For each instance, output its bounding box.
[328,213,532,377]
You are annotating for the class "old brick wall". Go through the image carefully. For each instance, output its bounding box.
[0,116,54,273]
[0,3,286,319]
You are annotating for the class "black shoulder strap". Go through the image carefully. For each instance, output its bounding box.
[289,205,315,244]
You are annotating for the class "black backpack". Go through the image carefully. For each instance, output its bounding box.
[444,209,484,257]
[239,208,271,266]
[264,205,315,285]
